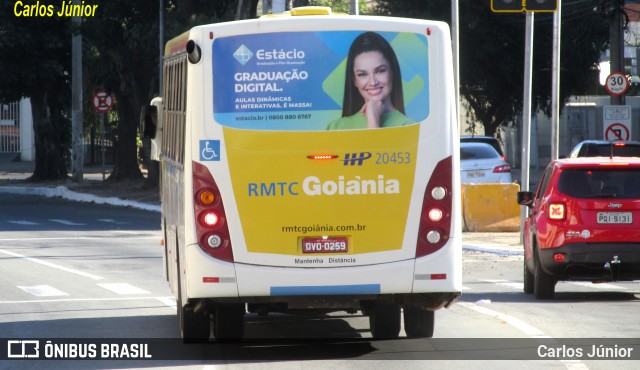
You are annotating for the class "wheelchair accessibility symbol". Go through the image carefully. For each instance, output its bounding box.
[200,140,221,161]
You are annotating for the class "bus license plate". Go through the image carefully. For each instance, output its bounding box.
[302,237,348,253]
[597,212,632,224]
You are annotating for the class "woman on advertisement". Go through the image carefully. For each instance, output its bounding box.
[327,31,414,130]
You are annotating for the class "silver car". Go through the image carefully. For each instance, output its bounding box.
[460,142,512,183]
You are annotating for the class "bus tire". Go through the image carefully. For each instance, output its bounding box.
[213,304,245,341]
[176,245,210,342]
[179,302,210,342]
[403,306,434,338]
[369,302,401,339]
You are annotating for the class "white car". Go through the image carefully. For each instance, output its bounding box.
[460,142,512,183]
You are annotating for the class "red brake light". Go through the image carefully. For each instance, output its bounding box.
[553,254,565,263]
[598,162,629,166]
[493,164,511,173]
[416,156,453,257]
[548,203,566,221]
[200,211,220,227]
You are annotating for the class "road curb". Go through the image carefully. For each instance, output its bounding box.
[0,185,161,213]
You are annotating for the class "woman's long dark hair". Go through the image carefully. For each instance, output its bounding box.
[341,32,405,117]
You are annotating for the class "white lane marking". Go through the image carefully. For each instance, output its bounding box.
[479,279,524,290]
[458,302,589,370]
[458,302,545,337]
[0,296,175,304]
[17,285,69,297]
[8,220,40,226]
[498,282,524,290]
[569,282,626,290]
[49,219,86,226]
[482,279,627,291]
[155,297,177,311]
[0,248,104,280]
[97,283,150,295]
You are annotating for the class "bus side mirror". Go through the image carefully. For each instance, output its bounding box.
[517,191,533,207]
[140,105,158,139]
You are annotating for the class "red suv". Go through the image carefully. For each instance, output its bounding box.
[517,157,640,299]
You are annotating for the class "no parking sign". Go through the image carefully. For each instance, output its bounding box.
[603,105,632,141]
[92,89,114,113]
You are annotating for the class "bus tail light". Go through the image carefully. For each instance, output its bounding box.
[193,161,234,262]
[416,156,453,257]
[200,211,220,227]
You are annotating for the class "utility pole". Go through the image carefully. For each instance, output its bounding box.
[609,0,625,106]
[550,1,561,160]
[71,0,83,182]
[350,0,359,15]
[520,12,534,240]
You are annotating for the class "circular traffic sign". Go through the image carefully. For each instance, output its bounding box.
[605,123,630,141]
[605,72,629,96]
[92,89,114,113]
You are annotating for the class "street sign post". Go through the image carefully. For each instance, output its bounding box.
[92,89,114,113]
[605,72,630,97]
[603,105,632,141]
[91,89,114,175]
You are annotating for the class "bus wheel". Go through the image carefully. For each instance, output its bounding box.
[403,306,434,338]
[179,302,210,342]
[369,302,401,339]
[213,304,245,341]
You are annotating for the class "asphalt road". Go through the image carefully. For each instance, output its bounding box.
[1,193,639,369]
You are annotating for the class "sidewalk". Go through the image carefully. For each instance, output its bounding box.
[0,156,160,211]
[0,156,522,255]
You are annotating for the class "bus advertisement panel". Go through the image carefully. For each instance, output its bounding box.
[206,30,435,267]
[212,31,429,130]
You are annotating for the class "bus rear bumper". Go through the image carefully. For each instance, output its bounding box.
[185,244,460,311]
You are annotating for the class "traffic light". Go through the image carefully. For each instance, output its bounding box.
[491,0,557,13]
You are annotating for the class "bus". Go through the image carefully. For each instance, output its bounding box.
[142,6,461,341]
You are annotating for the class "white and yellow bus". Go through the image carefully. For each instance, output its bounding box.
[144,7,461,341]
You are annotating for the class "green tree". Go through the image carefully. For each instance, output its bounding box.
[81,0,237,183]
[376,1,609,136]
[0,3,71,181]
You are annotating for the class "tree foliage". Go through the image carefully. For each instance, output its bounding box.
[0,2,71,181]
[81,0,238,182]
[375,0,609,136]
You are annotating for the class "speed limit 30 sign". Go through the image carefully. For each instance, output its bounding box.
[605,72,630,96]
